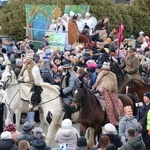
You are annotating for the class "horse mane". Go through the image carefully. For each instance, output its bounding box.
[129,79,150,87]
[83,85,99,103]
[40,83,60,95]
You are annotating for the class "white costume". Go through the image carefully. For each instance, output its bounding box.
[76,19,84,32]
[83,12,96,35]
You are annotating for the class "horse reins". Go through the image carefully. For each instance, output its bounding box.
[30,94,60,106]
[6,89,20,115]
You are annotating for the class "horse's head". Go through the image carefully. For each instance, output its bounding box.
[110,58,123,77]
[0,65,16,89]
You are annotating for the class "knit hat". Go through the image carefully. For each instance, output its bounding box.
[77,136,87,147]
[22,121,32,131]
[61,119,72,128]
[5,123,16,132]
[144,92,150,99]
[53,73,60,79]
[16,58,22,66]
[57,143,69,150]
[1,131,12,139]
[104,123,116,133]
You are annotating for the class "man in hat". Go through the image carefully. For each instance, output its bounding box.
[18,52,43,124]
[59,63,78,120]
[120,47,143,81]
[92,62,123,126]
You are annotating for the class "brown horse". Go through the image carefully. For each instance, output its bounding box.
[121,79,150,102]
[73,84,135,148]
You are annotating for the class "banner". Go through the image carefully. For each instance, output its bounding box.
[45,32,66,51]
[65,5,89,18]
[25,5,56,41]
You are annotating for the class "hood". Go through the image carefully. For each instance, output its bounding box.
[0,139,16,149]
[127,135,146,149]
[59,127,77,140]
[31,138,46,149]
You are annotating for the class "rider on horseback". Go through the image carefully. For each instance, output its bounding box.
[59,63,78,120]
[120,48,143,81]
[18,52,43,124]
[92,62,123,125]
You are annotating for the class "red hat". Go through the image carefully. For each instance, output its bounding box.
[5,123,16,132]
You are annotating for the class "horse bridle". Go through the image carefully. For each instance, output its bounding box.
[1,71,12,90]
[1,71,19,90]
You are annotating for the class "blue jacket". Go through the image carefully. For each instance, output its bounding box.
[89,72,98,89]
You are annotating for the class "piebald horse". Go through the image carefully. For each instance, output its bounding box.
[0,65,79,145]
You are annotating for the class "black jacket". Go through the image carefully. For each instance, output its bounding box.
[0,139,18,150]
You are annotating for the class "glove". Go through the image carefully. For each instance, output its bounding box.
[123,69,127,74]
[18,79,25,83]
[59,88,64,97]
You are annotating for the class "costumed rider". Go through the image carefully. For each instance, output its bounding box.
[18,52,43,125]
[92,62,123,126]
[59,63,78,120]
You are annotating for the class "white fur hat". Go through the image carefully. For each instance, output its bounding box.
[104,123,116,133]
[85,12,90,16]
[1,131,12,139]
[69,11,75,17]
[139,31,144,36]
[61,119,72,128]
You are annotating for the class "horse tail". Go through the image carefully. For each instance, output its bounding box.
[127,93,137,116]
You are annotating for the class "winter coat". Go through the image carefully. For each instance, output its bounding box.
[119,115,143,143]
[55,127,79,150]
[120,55,142,80]
[16,131,34,145]
[60,70,77,105]
[118,135,147,150]
[31,138,51,150]
[0,139,18,150]
[89,72,98,89]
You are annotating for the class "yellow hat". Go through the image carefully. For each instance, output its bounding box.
[104,48,109,53]
[106,38,112,43]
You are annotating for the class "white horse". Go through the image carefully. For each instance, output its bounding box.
[0,65,79,145]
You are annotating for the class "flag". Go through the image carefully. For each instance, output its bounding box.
[117,23,124,48]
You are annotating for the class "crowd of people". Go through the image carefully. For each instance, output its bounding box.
[0,10,150,150]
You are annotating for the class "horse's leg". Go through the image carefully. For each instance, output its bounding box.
[15,109,21,130]
[87,127,95,149]
[39,106,45,128]
[5,110,14,125]
[80,123,87,136]
[46,120,59,146]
